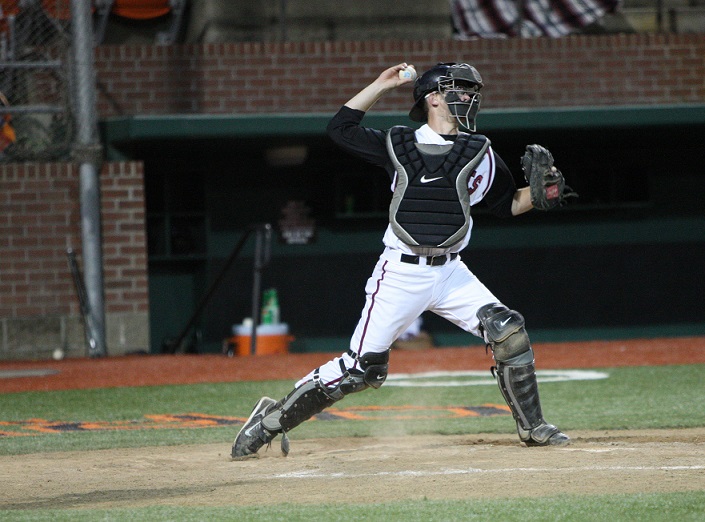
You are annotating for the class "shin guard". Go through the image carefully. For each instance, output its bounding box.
[261,350,390,446]
[493,362,543,431]
[493,362,568,446]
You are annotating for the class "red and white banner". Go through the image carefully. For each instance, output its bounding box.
[451,0,621,38]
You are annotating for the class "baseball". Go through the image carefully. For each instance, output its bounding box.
[399,66,417,81]
[52,348,64,360]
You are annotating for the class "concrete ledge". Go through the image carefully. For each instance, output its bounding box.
[0,313,150,361]
[184,0,452,42]
[622,6,705,33]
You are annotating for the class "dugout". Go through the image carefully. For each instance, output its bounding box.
[101,104,705,354]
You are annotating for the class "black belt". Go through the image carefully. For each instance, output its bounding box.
[400,252,458,266]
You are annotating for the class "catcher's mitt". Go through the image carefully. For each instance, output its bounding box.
[521,144,578,210]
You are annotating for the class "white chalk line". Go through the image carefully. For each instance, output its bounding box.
[385,370,608,387]
[0,369,59,379]
[273,464,705,480]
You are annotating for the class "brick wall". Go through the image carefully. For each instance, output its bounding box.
[95,34,705,118]
[0,161,149,359]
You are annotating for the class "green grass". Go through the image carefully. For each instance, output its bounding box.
[1,363,704,520]
[2,491,705,521]
[1,364,703,455]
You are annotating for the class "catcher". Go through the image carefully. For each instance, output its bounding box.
[231,62,577,459]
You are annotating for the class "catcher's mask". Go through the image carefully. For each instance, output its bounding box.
[409,62,483,132]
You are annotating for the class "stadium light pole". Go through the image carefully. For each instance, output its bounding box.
[70,0,107,357]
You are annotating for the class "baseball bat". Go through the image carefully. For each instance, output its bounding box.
[67,248,99,357]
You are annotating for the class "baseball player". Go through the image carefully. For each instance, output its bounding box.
[232,62,577,459]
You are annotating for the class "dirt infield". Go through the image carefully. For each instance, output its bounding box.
[1,337,705,510]
[2,429,705,510]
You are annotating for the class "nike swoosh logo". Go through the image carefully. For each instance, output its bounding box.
[244,421,261,437]
[420,175,443,184]
[499,317,511,327]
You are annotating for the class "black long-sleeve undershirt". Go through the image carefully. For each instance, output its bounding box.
[326,106,517,218]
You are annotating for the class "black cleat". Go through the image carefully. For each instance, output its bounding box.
[518,421,570,447]
[231,397,279,459]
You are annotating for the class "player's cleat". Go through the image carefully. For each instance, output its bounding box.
[231,396,281,459]
[517,421,570,447]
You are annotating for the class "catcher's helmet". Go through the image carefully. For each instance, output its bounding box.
[409,62,483,131]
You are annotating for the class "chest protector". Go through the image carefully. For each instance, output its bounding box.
[386,126,490,248]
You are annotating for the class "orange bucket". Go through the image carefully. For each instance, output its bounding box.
[229,334,294,356]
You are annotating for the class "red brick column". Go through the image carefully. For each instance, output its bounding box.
[0,161,148,359]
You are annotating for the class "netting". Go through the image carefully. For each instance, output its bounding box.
[1,0,73,162]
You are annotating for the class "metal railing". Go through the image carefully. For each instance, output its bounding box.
[0,0,73,162]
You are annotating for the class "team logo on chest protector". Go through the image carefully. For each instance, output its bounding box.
[386,126,490,248]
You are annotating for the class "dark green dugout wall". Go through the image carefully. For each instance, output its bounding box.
[101,105,705,353]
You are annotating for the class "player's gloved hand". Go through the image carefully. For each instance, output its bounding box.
[521,144,578,210]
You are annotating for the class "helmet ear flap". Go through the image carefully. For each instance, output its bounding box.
[409,64,451,122]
